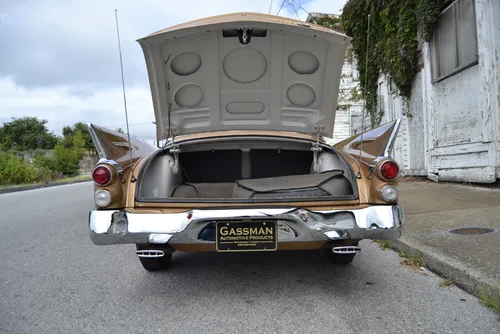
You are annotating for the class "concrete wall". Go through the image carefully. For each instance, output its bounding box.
[379,0,500,183]
[79,154,99,175]
[13,150,54,161]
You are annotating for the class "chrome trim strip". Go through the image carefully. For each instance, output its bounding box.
[96,159,123,173]
[367,118,402,170]
[383,118,401,158]
[86,123,107,160]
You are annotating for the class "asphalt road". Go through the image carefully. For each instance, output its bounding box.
[0,183,498,334]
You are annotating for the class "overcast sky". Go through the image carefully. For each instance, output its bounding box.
[0,0,346,144]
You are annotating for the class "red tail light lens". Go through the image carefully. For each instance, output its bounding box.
[92,166,112,186]
[380,161,399,180]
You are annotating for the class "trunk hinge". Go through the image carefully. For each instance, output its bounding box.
[169,143,181,174]
[166,105,181,173]
[311,126,323,173]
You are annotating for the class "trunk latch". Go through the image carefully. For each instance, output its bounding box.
[238,28,252,44]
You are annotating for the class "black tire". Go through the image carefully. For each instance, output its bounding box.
[138,254,172,271]
[136,245,174,271]
[324,248,356,265]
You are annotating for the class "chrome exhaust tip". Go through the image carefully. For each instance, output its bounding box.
[136,250,165,258]
[332,246,361,254]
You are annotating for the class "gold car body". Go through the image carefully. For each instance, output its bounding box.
[87,12,403,255]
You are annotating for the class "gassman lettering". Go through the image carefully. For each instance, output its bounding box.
[219,226,274,236]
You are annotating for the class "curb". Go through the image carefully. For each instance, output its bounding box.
[392,235,500,302]
[0,180,92,195]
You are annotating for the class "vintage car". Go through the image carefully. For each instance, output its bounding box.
[87,12,404,271]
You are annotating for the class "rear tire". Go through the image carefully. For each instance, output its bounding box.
[324,248,356,265]
[136,245,173,271]
[139,254,172,271]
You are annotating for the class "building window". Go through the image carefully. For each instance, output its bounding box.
[431,0,478,82]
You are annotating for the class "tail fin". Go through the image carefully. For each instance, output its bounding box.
[87,123,156,167]
[334,118,401,166]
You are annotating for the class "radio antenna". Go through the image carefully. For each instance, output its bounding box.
[356,13,370,179]
[114,9,134,169]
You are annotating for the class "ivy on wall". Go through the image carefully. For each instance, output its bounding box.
[308,15,344,33]
[417,0,443,42]
[312,0,443,126]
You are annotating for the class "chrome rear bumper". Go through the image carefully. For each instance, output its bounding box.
[89,205,404,248]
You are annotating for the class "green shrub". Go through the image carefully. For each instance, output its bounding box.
[33,153,57,171]
[0,153,23,184]
[33,145,81,178]
[37,167,56,184]
[0,152,41,185]
[7,163,39,184]
[53,145,80,177]
[0,144,83,185]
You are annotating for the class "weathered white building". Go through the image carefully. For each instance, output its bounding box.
[325,59,370,145]
[305,13,371,146]
[378,0,500,183]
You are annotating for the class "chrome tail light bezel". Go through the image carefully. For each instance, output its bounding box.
[92,164,113,187]
[375,159,400,182]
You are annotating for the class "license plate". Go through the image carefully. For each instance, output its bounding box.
[216,221,277,252]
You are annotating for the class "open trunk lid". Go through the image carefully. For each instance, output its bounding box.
[137,12,351,140]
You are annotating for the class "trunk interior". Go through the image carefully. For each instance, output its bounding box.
[137,137,357,202]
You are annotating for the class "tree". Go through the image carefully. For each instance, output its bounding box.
[115,128,125,134]
[74,122,94,154]
[0,117,59,151]
[60,128,75,149]
[37,129,87,178]
[341,0,421,125]
[72,131,87,156]
[62,125,74,138]
[52,144,80,177]
[61,122,95,155]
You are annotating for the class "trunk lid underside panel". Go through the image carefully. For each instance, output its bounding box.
[137,12,350,139]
